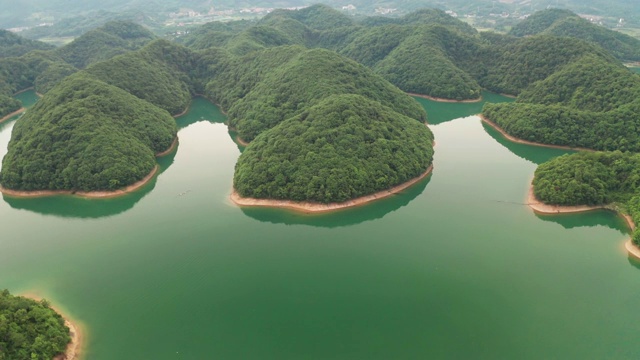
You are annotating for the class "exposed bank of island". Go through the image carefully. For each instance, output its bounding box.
[527,151,640,259]
[232,94,434,211]
[231,165,433,213]
[0,74,177,197]
[0,289,78,360]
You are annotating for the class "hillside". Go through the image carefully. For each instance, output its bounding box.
[0,74,177,192]
[509,9,640,61]
[0,29,55,58]
[234,94,433,203]
[54,20,156,68]
[532,151,640,245]
[85,39,196,114]
[210,47,427,142]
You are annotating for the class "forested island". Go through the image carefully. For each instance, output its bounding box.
[0,290,72,360]
[1,4,640,212]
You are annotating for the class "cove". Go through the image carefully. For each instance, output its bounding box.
[1,91,640,359]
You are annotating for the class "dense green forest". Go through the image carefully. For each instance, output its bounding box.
[0,289,71,360]
[0,21,158,119]
[509,9,640,62]
[0,30,54,58]
[483,54,640,151]
[178,5,631,101]
[234,94,433,203]
[2,4,640,201]
[0,74,177,191]
[207,46,427,142]
[53,20,156,68]
[0,14,433,199]
[532,151,640,245]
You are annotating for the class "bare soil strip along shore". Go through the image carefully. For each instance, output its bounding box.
[480,115,595,152]
[230,165,433,214]
[21,293,83,360]
[527,183,640,259]
[0,107,25,123]
[236,135,250,147]
[0,165,159,199]
[408,92,482,103]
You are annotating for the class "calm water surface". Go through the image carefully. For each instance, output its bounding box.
[1,91,639,359]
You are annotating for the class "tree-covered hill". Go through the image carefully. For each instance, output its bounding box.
[482,52,640,152]
[54,20,156,68]
[234,94,433,203]
[509,9,575,37]
[211,47,427,142]
[85,39,196,114]
[0,29,55,58]
[0,74,177,192]
[0,51,76,118]
[532,151,640,245]
[262,4,354,31]
[0,289,71,360]
[0,21,433,200]
[509,9,640,62]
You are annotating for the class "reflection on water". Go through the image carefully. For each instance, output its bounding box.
[534,210,630,233]
[628,255,640,269]
[0,95,225,218]
[240,174,431,228]
[482,122,575,165]
[414,90,514,125]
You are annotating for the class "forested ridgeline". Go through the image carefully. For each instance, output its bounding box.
[234,94,434,203]
[0,21,156,119]
[532,151,640,245]
[0,289,71,360]
[509,9,640,62]
[0,29,54,58]
[178,5,636,104]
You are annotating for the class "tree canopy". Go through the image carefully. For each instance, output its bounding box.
[0,74,176,191]
[0,289,71,360]
[533,151,640,245]
[234,94,433,203]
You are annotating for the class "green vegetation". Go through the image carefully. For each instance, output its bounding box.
[0,95,21,119]
[234,94,433,203]
[209,47,427,142]
[483,54,640,152]
[0,74,176,192]
[0,289,71,360]
[533,151,640,245]
[0,30,54,58]
[54,20,156,68]
[509,9,640,62]
[85,39,195,114]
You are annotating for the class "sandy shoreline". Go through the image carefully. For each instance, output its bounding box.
[480,115,595,152]
[0,165,159,199]
[230,164,433,213]
[408,92,482,103]
[0,107,25,123]
[236,136,250,146]
[527,183,640,259]
[0,134,176,199]
[21,293,83,360]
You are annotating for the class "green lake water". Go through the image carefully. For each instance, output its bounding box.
[1,91,640,359]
